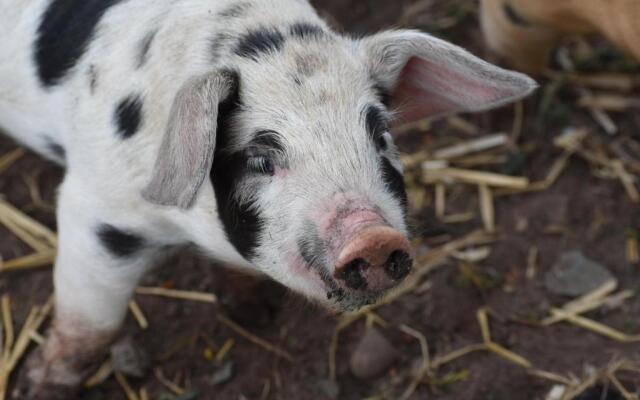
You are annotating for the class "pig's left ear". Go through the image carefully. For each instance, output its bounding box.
[142,70,238,209]
[362,30,537,122]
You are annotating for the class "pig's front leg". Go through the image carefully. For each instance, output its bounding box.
[24,178,161,398]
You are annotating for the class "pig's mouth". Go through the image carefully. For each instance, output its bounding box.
[296,210,413,311]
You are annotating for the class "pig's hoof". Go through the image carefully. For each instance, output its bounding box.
[16,347,83,400]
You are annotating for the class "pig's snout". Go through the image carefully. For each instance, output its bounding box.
[334,226,412,292]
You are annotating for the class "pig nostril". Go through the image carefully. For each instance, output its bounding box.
[336,258,369,290]
[384,250,412,280]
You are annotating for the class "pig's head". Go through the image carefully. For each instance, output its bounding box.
[143,26,536,310]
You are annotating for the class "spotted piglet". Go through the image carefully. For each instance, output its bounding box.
[0,0,535,397]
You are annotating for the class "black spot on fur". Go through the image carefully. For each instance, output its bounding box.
[210,73,264,260]
[365,105,389,151]
[97,224,144,258]
[210,32,233,61]
[503,3,531,27]
[87,64,98,94]
[251,130,285,153]
[374,84,392,108]
[235,28,285,60]
[289,22,325,39]
[298,222,327,271]
[380,157,408,214]
[218,2,251,19]
[136,30,157,68]
[47,139,65,161]
[114,94,143,139]
[35,0,124,86]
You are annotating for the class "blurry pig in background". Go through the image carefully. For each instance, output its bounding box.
[481,0,640,73]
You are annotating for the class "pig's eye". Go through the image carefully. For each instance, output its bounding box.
[378,132,392,151]
[247,155,275,176]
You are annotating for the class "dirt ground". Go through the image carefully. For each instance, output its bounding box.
[1,1,640,399]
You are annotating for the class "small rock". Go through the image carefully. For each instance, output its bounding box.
[309,378,340,399]
[350,327,398,380]
[110,336,150,378]
[544,251,613,297]
[210,361,234,385]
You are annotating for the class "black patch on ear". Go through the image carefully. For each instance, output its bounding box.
[35,0,123,87]
[97,224,144,258]
[210,73,264,261]
[373,84,392,108]
[219,2,251,19]
[365,105,389,151]
[380,157,408,214]
[235,28,285,60]
[503,3,531,27]
[136,30,157,68]
[114,94,143,139]
[289,22,325,40]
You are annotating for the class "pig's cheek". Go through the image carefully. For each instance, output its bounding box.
[285,251,326,290]
[274,166,289,178]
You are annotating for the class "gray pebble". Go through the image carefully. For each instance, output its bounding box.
[350,327,398,380]
[544,251,613,297]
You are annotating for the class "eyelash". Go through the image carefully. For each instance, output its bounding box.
[247,155,275,175]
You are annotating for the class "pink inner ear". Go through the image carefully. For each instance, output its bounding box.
[392,56,507,123]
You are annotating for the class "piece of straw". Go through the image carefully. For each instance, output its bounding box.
[128,301,149,330]
[0,149,25,175]
[423,168,529,189]
[435,183,446,219]
[543,280,618,325]
[550,309,640,342]
[217,314,293,362]
[0,249,57,273]
[115,372,139,400]
[135,287,217,303]
[478,184,495,233]
[434,133,508,160]
[0,214,51,252]
[0,200,57,246]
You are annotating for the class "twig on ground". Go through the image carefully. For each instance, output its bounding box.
[0,149,25,175]
[0,199,57,246]
[0,249,57,273]
[399,325,431,400]
[423,168,529,189]
[154,368,185,395]
[128,301,149,330]
[135,287,217,303]
[85,360,114,388]
[550,310,640,342]
[217,314,293,362]
[434,133,508,160]
[115,372,139,400]
[478,184,495,232]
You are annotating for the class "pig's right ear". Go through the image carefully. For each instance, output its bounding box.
[362,30,537,123]
[142,70,238,209]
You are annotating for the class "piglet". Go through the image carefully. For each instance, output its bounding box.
[0,0,535,397]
